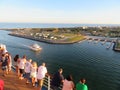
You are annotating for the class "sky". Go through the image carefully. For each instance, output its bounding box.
[0,0,120,24]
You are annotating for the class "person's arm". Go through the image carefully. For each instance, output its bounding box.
[71,81,75,89]
[60,74,64,83]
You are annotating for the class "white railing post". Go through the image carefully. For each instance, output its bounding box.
[48,76,51,90]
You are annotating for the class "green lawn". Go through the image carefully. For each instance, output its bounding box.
[65,35,85,42]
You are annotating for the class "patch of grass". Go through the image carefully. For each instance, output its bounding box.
[66,35,85,42]
[62,33,75,37]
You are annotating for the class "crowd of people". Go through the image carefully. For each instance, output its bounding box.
[0,44,88,90]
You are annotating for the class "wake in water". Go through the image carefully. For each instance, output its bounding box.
[3,40,30,50]
[7,45,29,50]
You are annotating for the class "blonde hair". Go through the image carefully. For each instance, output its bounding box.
[32,61,37,67]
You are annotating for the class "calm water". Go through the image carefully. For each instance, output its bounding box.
[0,30,120,90]
[0,22,120,28]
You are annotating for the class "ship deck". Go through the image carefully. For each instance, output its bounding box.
[0,66,47,90]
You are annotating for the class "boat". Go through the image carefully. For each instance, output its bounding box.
[29,44,42,51]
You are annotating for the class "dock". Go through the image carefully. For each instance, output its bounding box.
[86,36,117,42]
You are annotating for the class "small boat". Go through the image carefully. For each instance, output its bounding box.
[29,44,42,51]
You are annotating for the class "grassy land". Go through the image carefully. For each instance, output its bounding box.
[9,28,85,44]
[65,35,85,42]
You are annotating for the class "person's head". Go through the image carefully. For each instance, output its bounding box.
[32,61,37,67]
[58,68,63,74]
[66,75,73,81]
[28,59,32,63]
[23,55,26,59]
[42,62,46,66]
[14,54,19,62]
[15,54,19,58]
[80,78,86,84]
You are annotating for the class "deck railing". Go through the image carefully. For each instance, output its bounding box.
[43,75,51,90]
[12,66,62,90]
[43,74,62,90]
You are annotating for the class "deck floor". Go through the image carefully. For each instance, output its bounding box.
[0,67,47,90]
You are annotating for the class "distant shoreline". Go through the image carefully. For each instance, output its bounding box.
[8,33,83,44]
[4,29,120,51]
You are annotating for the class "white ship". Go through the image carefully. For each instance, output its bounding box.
[29,44,42,51]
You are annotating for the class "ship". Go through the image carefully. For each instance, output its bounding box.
[29,44,42,51]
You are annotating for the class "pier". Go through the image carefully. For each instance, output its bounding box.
[85,36,117,42]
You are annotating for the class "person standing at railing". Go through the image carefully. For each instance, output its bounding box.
[30,61,37,87]
[19,55,27,80]
[76,78,88,90]
[24,59,32,84]
[51,68,64,90]
[62,75,74,90]
[13,54,21,76]
[1,54,8,77]
[5,52,12,73]
[37,62,47,90]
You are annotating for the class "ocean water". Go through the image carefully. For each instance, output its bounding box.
[0,22,120,28]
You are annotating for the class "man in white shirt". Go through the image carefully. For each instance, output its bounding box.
[19,55,26,80]
[37,62,47,90]
[24,59,32,84]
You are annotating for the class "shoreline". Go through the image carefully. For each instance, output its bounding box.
[8,33,83,44]
[8,32,120,52]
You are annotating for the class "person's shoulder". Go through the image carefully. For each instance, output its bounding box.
[38,65,42,69]
[84,84,87,87]
[76,82,81,86]
[83,84,88,90]
[38,65,42,68]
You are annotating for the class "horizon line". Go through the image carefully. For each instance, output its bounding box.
[0,22,120,25]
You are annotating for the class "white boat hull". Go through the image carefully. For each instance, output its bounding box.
[29,44,42,51]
